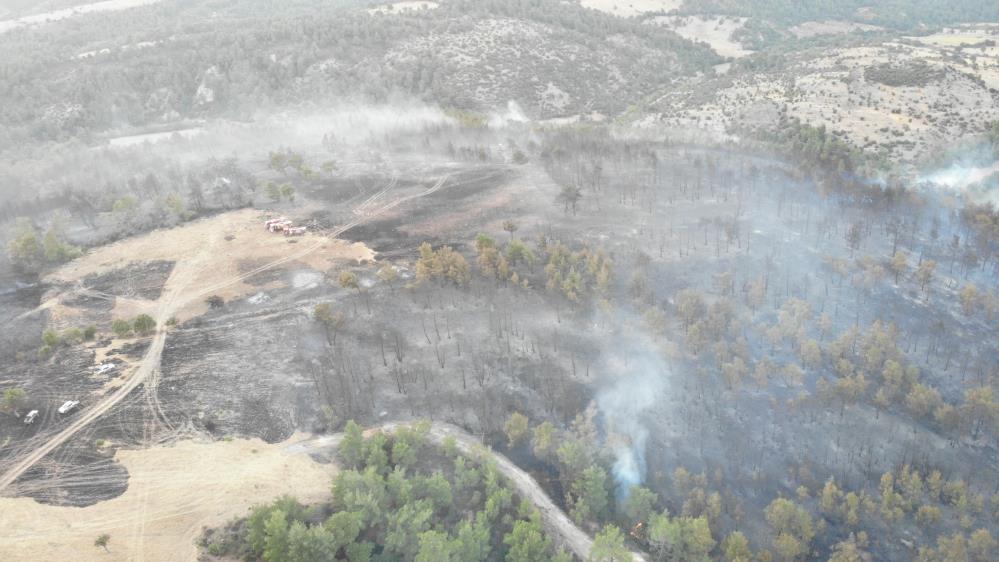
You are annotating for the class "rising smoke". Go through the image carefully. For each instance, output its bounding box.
[596,324,671,500]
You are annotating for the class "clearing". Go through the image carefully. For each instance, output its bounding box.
[0,434,334,561]
[0,0,162,34]
[649,15,751,58]
[579,0,682,18]
[44,208,373,325]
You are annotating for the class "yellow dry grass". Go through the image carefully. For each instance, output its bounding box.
[0,434,335,562]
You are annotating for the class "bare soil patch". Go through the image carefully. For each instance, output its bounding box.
[45,209,373,322]
[0,434,335,562]
[579,0,682,18]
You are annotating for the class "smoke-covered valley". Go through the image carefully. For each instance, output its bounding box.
[0,1,997,562]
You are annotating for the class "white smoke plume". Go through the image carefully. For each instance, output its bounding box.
[596,327,669,500]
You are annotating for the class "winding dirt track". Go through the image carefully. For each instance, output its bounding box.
[0,171,646,561]
[381,422,647,562]
[0,174,445,493]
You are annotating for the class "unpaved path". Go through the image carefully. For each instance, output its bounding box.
[0,174,445,494]
[381,422,647,562]
[0,421,645,561]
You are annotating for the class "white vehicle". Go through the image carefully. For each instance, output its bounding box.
[94,362,117,375]
[23,410,39,424]
[57,400,80,415]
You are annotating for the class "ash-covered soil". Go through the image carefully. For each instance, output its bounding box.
[82,260,175,300]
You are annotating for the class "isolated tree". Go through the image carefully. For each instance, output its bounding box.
[962,386,999,438]
[377,264,398,292]
[287,520,336,561]
[340,420,365,468]
[572,465,609,523]
[675,290,706,333]
[7,217,44,272]
[504,412,529,448]
[969,529,997,562]
[265,181,282,202]
[112,195,138,215]
[820,478,842,515]
[263,509,291,562]
[647,511,714,561]
[623,485,658,526]
[280,183,295,201]
[415,530,456,562]
[916,260,936,292]
[313,303,346,345]
[959,284,979,316]
[890,252,907,283]
[415,243,471,287]
[504,517,552,562]
[764,498,814,561]
[42,221,81,263]
[905,383,942,419]
[589,525,631,562]
[557,184,583,215]
[531,421,556,460]
[828,535,868,562]
[502,219,519,240]
[111,318,132,338]
[453,513,491,562]
[132,314,156,336]
[722,531,751,562]
[206,295,224,309]
[339,271,365,312]
[1,387,27,417]
[94,533,111,553]
[286,151,304,172]
[916,505,941,527]
[506,239,536,268]
[269,151,288,173]
[845,223,862,257]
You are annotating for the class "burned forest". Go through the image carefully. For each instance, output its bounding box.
[0,1,997,561]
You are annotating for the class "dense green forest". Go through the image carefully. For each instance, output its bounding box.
[201,422,584,561]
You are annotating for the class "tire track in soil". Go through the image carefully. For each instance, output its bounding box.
[0,173,448,494]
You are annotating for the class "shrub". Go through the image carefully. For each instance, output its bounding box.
[42,328,60,348]
[133,314,156,336]
[111,319,132,338]
[62,327,84,344]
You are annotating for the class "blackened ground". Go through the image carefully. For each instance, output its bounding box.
[82,260,175,300]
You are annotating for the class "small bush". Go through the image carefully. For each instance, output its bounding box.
[41,328,60,348]
[133,314,156,336]
[111,319,132,338]
[62,327,84,344]
[83,325,97,340]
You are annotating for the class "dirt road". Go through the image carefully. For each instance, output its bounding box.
[0,174,445,494]
[0,420,644,561]
[379,422,647,562]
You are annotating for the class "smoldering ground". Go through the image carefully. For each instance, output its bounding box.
[593,312,678,500]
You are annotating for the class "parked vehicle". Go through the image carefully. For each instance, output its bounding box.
[23,410,39,424]
[57,401,80,415]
